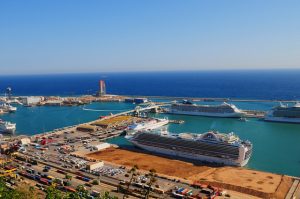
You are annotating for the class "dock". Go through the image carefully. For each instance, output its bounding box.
[169,120,185,124]
[122,95,300,103]
[243,110,266,118]
[285,179,300,199]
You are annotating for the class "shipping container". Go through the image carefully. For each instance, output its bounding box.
[181,189,189,195]
[177,188,185,193]
[187,190,193,196]
[91,190,100,197]
[64,186,76,193]
[56,169,66,174]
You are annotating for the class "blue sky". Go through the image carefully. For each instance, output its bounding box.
[0,0,300,74]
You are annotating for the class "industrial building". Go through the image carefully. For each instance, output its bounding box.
[44,100,63,106]
[86,161,104,171]
[20,96,44,106]
[20,138,31,145]
[92,143,111,151]
[76,124,97,132]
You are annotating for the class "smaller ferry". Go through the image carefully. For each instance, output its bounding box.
[265,102,300,123]
[0,119,16,134]
[125,118,169,138]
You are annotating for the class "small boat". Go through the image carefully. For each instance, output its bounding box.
[0,103,17,112]
[238,117,248,122]
[0,119,16,134]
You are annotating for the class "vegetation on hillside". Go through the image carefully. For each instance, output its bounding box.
[0,177,117,199]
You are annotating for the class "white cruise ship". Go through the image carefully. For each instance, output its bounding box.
[127,130,252,166]
[0,103,17,113]
[0,120,16,134]
[169,100,244,118]
[125,118,169,138]
[264,102,300,123]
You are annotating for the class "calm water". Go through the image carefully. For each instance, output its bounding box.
[1,70,300,100]
[1,71,300,177]
[0,102,135,135]
[108,101,300,177]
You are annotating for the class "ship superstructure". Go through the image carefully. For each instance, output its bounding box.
[169,100,244,118]
[127,130,252,166]
[265,102,300,123]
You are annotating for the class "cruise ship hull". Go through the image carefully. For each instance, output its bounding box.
[169,110,244,118]
[264,116,300,124]
[130,141,250,167]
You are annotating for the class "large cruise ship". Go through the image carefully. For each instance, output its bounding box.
[168,100,244,117]
[264,102,300,123]
[0,120,16,134]
[127,130,252,166]
[125,118,169,137]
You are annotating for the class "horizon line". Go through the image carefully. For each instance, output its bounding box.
[1,67,300,76]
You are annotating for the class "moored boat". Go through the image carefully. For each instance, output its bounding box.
[168,100,245,118]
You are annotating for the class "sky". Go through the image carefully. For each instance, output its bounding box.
[0,0,300,75]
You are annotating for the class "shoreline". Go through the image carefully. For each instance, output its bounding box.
[2,94,300,103]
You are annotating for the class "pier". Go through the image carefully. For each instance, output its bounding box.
[122,95,300,103]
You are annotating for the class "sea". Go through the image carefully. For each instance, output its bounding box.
[1,70,300,177]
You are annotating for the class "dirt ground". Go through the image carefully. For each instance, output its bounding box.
[200,167,282,193]
[87,147,293,198]
[87,147,212,179]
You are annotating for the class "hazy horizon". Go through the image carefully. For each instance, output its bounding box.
[1,68,300,77]
[1,0,300,75]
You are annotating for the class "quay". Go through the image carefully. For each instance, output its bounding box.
[122,95,300,103]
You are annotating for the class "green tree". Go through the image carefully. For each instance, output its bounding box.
[65,174,72,181]
[92,179,99,185]
[144,169,157,199]
[0,177,39,199]
[76,185,89,198]
[45,185,65,199]
[123,164,138,199]
[101,191,118,199]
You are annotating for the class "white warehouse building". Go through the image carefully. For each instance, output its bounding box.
[92,143,111,151]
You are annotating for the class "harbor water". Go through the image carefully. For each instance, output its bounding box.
[2,101,299,177]
[1,71,300,177]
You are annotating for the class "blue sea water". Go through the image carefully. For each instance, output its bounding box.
[1,70,300,177]
[1,70,300,100]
